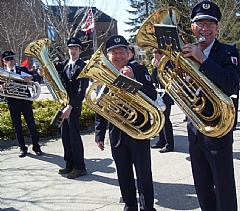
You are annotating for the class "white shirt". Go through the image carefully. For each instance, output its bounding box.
[66,59,77,79]
[7,65,16,73]
[203,39,215,57]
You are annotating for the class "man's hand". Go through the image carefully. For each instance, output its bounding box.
[152,58,160,68]
[182,43,207,64]
[120,66,134,79]
[37,66,45,77]
[0,84,3,92]
[23,76,33,82]
[96,141,105,151]
[61,105,73,119]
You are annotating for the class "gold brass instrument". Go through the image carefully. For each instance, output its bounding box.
[24,38,69,127]
[136,7,235,138]
[24,38,69,106]
[0,67,41,101]
[77,44,165,140]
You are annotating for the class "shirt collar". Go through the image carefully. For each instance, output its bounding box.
[7,65,16,72]
[68,59,78,67]
[203,39,215,57]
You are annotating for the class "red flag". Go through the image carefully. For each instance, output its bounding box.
[21,57,30,69]
[81,9,96,34]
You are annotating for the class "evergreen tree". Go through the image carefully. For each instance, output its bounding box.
[125,0,157,42]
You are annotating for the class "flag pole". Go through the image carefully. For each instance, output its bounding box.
[92,9,97,53]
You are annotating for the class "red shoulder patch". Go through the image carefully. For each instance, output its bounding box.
[231,56,238,65]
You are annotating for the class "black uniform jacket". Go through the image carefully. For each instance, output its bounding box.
[188,39,240,147]
[95,62,157,147]
[55,59,89,109]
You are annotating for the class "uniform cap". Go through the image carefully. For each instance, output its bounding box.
[191,1,222,22]
[105,35,129,52]
[2,51,15,60]
[67,37,83,49]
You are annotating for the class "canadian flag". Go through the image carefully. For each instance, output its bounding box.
[81,9,96,34]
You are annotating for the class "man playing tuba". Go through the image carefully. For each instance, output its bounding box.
[182,1,239,210]
[53,37,89,179]
[95,35,157,211]
[0,51,42,157]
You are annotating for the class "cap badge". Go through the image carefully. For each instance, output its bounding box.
[114,38,121,43]
[202,3,210,10]
[71,39,76,43]
[6,53,9,55]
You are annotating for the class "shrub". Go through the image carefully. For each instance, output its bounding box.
[0,100,95,141]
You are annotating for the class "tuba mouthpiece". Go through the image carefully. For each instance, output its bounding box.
[194,36,206,45]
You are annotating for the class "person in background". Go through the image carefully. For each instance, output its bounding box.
[128,45,138,65]
[54,37,89,179]
[0,51,42,157]
[95,35,157,211]
[150,48,175,153]
[182,1,239,210]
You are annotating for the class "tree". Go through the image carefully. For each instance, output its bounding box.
[125,0,157,42]
[0,0,45,64]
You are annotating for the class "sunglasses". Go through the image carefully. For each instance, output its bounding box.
[5,57,14,61]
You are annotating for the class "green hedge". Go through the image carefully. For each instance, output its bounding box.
[0,100,95,141]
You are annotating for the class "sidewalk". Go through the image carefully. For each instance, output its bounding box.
[0,85,240,211]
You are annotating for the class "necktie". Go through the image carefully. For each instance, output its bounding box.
[68,64,72,79]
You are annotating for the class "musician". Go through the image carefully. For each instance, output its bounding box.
[95,35,157,211]
[150,49,175,153]
[182,1,239,210]
[54,37,89,179]
[0,51,42,157]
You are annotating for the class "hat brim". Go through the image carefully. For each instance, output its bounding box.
[107,44,128,52]
[68,44,82,49]
[3,55,15,60]
[192,14,218,22]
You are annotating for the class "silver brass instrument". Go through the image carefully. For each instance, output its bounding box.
[136,7,235,138]
[0,67,41,101]
[77,44,165,140]
[24,38,69,127]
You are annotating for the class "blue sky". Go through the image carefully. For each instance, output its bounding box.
[71,0,132,39]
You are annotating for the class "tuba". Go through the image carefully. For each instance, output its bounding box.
[0,67,41,101]
[77,44,165,140]
[24,38,69,126]
[136,7,235,138]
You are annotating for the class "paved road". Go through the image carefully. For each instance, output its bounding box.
[0,85,240,211]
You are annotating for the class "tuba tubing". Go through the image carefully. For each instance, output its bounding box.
[24,38,69,107]
[77,44,165,140]
[136,7,235,138]
[0,67,41,101]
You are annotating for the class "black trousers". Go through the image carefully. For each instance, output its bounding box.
[189,138,237,211]
[157,104,174,147]
[111,133,156,211]
[61,107,85,170]
[7,98,40,152]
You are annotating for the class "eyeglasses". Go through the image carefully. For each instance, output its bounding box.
[108,51,126,56]
[194,21,217,28]
[4,57,14,61]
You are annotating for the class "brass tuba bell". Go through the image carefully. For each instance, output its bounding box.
[24,38,69,127]
[77,44,165,140]
[24,38,69,106]
[136,7,235,138]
